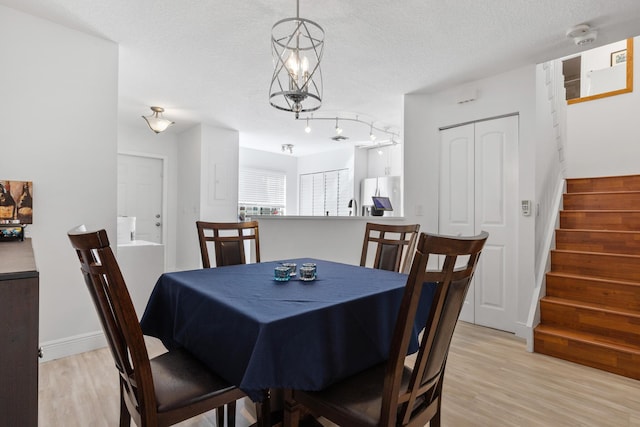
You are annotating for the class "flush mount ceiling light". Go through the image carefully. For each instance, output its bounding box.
[269,0,324,119]
[142,106,174,134]
[566,24,597,46]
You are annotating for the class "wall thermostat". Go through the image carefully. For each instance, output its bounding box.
[521,200,532,216]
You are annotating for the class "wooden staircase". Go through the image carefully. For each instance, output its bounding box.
[534,175,640,379]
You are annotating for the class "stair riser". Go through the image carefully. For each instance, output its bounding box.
[551,251,640,282]
[555,230,640,255]
[546,274,640,310]
[540,300,640,344]
[563,193,640,210]
[567,175,640,193]
[534,331,640,380]
[560,211,640,231]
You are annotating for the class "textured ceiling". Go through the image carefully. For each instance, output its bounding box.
[2,0,640,155]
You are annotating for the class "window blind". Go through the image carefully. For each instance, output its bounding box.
[299,168,353,216]
[239,168,286,207]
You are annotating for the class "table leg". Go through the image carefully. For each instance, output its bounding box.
[283,389,300,427]
[255,389,271,427]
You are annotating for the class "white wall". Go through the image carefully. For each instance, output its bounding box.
[297,146,355,174]
[118,124,179,271]
[0,5,118,359]
[199,125,239,221]
[239,147,298,214]
[176,125,203,271]
[175,124,240,271]
[566,36,640,178]
[404,66,537,338]
[258,217,403,264]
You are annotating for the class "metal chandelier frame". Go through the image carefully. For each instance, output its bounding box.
[269,0,324,119]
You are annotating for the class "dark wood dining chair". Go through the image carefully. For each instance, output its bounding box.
[196,220,260,268]
[360,222,421,274]
[285,231,489,427]
[67,226,245,427]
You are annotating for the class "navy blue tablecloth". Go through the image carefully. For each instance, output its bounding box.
[140,258,434,401]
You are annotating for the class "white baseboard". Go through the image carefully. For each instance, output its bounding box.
[39,331,106,362]
[515,322,534,352]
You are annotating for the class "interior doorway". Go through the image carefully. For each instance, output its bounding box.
[117,153,165,244]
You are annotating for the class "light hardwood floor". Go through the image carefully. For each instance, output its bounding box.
[38,322,640,426]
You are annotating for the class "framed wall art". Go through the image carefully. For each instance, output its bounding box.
[0,180,33,224]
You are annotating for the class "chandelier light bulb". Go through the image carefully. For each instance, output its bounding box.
[335,118,342,135]
[305,118,311,133]
[369,123,377,141]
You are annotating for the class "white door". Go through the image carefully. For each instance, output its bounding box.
[118,154,163,243]
[439,124,476,322]
[439,116,518,332]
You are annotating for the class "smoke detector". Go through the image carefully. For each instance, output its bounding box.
[566,24,597,46]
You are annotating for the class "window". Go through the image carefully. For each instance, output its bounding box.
[238,167,286,218]
[299,169,352,216]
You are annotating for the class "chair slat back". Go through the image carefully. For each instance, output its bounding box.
[67,227,157,425]
[196,221,261,268]
[360,223,420,273]
[380,231,488,426]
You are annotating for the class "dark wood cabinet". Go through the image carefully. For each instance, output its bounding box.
[0,239,39,426]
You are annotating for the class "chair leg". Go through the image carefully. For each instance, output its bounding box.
[283,389,301,427]
[227,401,237,427]
[216,405,224,426]
[119,385,131,427]
[430,380,443,427]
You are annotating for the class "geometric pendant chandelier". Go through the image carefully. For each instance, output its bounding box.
[269,0,324,119]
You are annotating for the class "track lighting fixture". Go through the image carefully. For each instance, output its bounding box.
[296,114,400,144]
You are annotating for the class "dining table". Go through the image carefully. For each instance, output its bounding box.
[140,258,435,426]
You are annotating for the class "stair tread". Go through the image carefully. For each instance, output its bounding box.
[561,209,640,213]
[546,271,640,287]
[551,248,640,259]
[535,324,640,354]
[557,228,640,235]
[541,296,640,317]
[566,190,640,195]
